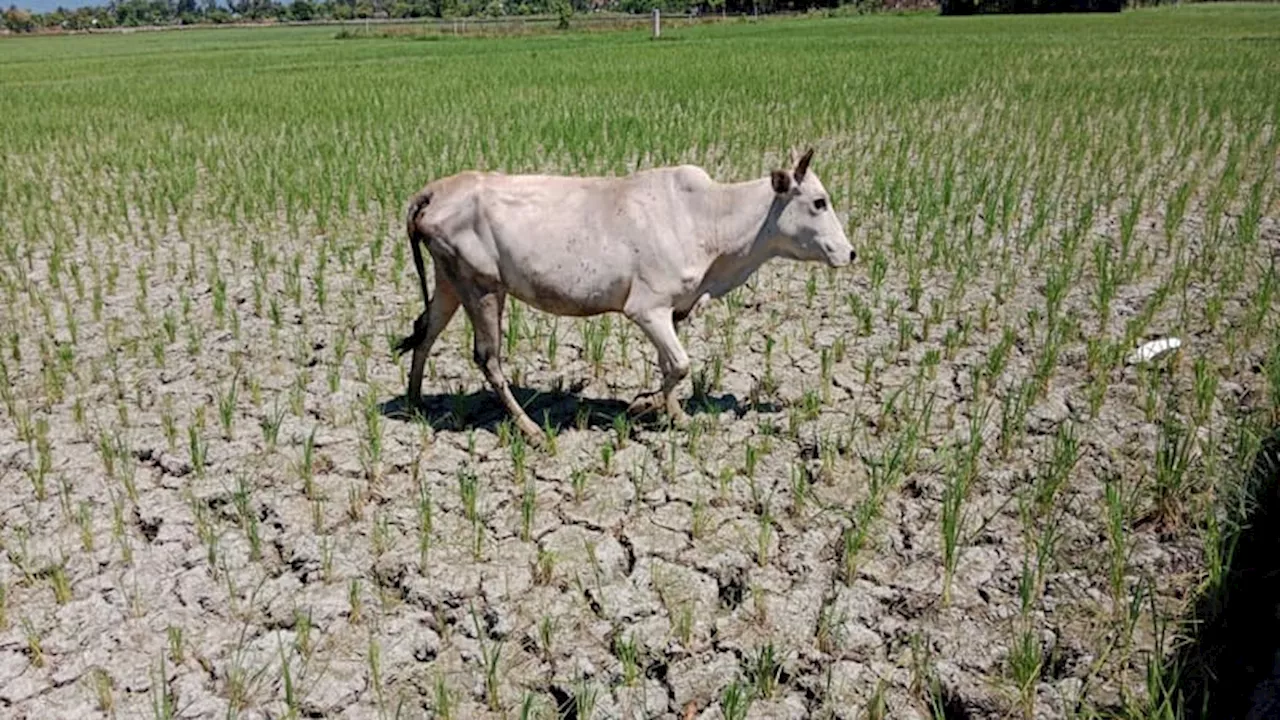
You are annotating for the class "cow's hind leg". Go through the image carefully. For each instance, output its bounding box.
[627,307,690,426]
[407,267,461,404]
[465,289,543,445]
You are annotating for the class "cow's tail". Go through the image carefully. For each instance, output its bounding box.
[393,190,433,357]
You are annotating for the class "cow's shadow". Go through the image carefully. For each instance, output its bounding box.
[379,384,773,434]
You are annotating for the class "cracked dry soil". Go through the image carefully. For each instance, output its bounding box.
[0,200,1277,720]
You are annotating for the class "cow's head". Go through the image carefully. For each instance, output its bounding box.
[769,147,854,268]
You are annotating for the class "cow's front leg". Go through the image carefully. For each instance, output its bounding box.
[465,289,544,445]
[627,307,691,426]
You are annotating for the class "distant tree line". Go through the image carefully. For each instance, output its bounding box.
[1,0,1169,33]
[1,0,867,31]
[939,0,1126,13]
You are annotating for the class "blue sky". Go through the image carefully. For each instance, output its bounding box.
[18,0,110,12]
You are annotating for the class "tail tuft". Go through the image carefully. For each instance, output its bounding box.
[394,312,429,356]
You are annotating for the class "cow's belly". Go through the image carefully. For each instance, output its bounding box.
[496,241,631,318]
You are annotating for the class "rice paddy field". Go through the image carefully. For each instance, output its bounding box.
[2,4,1280,718]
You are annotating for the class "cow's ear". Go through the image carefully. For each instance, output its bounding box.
[771,170,792,194]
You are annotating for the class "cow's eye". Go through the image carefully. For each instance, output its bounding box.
[814,198,828,211]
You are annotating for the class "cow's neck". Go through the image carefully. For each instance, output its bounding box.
[698,178,783,298]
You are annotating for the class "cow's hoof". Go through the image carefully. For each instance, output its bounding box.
[515,418,545,446]
[627,392,662,418]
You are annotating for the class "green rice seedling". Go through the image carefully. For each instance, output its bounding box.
[27,417,51,501]
[191,498,218,572]
[348,578,363,625]
[720,679,752,720]
[112,493,133,566]
[898,316,914,354]
[841,508,874,585]
[510,425,528,483]
[293,609,314,662]
[998,379,1034,459]
[534,614,557,661]
[748,642,782,700]
[866,679,889,719]
[47,561,72,605]
[234,475,262,562]
[800,387,822,422]
[1153,407,1196,527]
[188,419,207,478]
[941,402,991,606]
[469,603,504,712]
[89,667,115,714]
[669,600,694,648]
[1007,616,1043,718]
[756,501,773,567]
[521,479,536,542]
[1102,472,1134,619]
[790,461,810,518]
[506,296,525,356]
[743,441,759,480]
[96,430,117,483]
[346,482,366,523]
[167,626,185,666]
[289,369,308,416]
[497,417,513,448]
[56,472,74,520]
[572,676,598,720]
[311,497,325,533]
[821,434,840,485]
[1192,354,1219,428]
[359,391,384,483]
[541,412,559,456]
[580,315,612,377]
[611,411,631,449]
[614,632,640,687]
[815,599,844,656]
[161,400,178,452]
[691,492,709,540]
[23,617,44,668]
[433,674,455,720]
[371,511,391,559]
[1033,421,1080,518]
[534,547,556,586]
[277,635,298,719]
[297,426,317,499]
[546,318,559,368]
[150,654,175,720]
[77,501,94,552]
[368,631,385,714]
[259,399,286,452]
[1163,181,1192,252]
[417,478,433,572]
[216,371,239,440]
[1090,238,1121,333]
[458,465,484,559]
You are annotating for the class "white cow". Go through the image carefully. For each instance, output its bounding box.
[394,147,854,444]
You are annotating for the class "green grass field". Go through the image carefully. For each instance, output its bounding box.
[1,5,1279,718]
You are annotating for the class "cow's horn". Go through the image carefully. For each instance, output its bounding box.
[795,147,814,184]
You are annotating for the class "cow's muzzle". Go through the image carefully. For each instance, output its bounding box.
[826,247,854,268]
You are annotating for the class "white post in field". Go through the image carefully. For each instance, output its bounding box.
[652,8,660,39]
